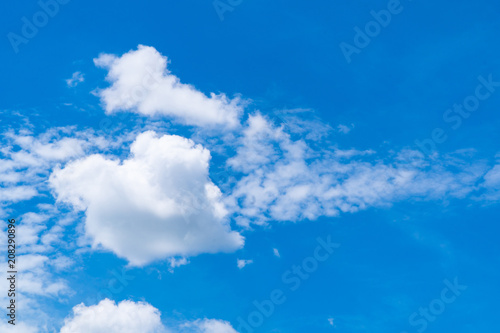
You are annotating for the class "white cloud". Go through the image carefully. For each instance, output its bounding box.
[0,126,110,215]
[271,108,332,141]
[50,131,244,266]
[0,208,77,320]
[181,319,237,333]
[17,254,49,271]
[225,113,493,225]
[66,71,85,88]
[237,259,253,269]
[0,322,38,333]
[60,299,238,333]
[0,251,71,298]
[273,248,280,257]
[337,123,354,134]
[484,165,500,188]
[478,163,500,200]
[94,45,243,128]
[0,186,37,202]
[168,257,190,273]
[60,299,166,333]
[0,205,79,331]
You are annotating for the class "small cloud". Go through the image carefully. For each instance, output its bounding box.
[168,257,189,273]
[237,259,253,269]
[328,318,336,327]
[49,255,74,271]
[66,71,84,87]
[93,45,243,127]
[273,248,280,258]
[337,123,354,134]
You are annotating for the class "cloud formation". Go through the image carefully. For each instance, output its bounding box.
[0,126,108,217]
[60,299,165,333]
[60,299,237,333]
[226,113,496,226]
[237,259,253,269]
[94,45,243,128]
[50,131,244,266]
[66,72,85,88]
[181,319,237,333]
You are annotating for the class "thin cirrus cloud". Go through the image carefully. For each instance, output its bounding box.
[236,259,253,269]
[226,113,499,226]
[66,71,85,88]
[181,319,238,333]
[0,126,108,218]
[49,131,244,266]
[483,164,500,189]
[94,45,244,128]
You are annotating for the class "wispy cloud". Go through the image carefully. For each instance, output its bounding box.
[237,259,253,269]
[66,71,85,88]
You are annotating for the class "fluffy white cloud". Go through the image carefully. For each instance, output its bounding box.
[50,131,243,266]
[60,299,166,333]
[94,45,243,128]
[60,299,237,333]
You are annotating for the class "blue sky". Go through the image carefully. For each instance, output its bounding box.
[1,0,500,332]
